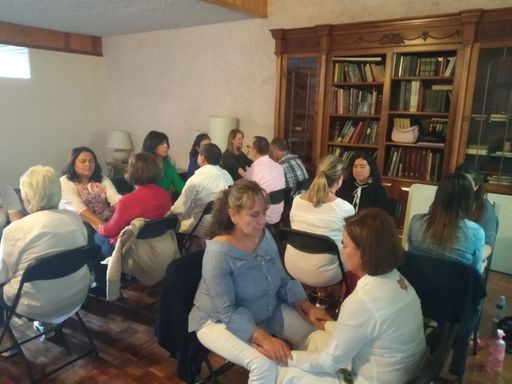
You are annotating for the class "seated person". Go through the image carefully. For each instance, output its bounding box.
[142,130,185,196]
[278,208,426,384]
[221,128,252,181]
[270,137,309,198]
[0,166,89,324]
[187,133,210,178]
[245,136,285,225]
[171,143,233,238]
[337,151,390,214]
[0,182,23,238]
[97,152,172,254]
[59,146,121,240]
[286,155,355,287]
[189,179,331,384]
[407,173,484,273]
[455,163,498,265]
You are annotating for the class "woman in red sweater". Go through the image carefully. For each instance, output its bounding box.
[95,152,172,255]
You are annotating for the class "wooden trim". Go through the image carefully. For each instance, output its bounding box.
[202,0,267,18]
[0,21,102,56]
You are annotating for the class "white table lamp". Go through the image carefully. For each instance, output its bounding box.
[106,130,133,162]
[208,116,238,151]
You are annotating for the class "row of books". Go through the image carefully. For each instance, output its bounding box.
[395,81,451,113]
[393,55,456,77]
[331,119,380,145]
[331,87,382,115]
[386,147,443,181]
[332,61,385,83]
[391,117,448,135]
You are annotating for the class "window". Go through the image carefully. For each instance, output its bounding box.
[0,45,31,79]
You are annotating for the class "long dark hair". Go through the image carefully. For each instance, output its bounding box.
[206,179,268,239]
[142,131,169,158]
[189,133,210,160]
[422,173,474,247]
[345,151,381,185]
[63,146,103,182]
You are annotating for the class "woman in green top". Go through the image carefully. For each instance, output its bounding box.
[142,131,185,196]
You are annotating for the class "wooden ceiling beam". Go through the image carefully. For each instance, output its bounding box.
[202,0,267,18]
[0,21,102,56]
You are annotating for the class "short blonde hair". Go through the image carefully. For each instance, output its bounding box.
[20,165,61,213]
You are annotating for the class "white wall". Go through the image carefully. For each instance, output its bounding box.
[102,0,512,170]
[0,48,104,187]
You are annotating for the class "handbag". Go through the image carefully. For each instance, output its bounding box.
[391,125,419,143]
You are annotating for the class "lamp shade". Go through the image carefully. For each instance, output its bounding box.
[106,130,133,150]
[208,116,238,151]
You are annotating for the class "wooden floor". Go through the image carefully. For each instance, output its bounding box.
[0,271,511,384]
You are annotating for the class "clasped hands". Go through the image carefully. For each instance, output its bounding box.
[251,300,332,366]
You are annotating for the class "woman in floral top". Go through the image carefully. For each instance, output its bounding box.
[59,147,121,238]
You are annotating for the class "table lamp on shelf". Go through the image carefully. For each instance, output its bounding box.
[208,115,238,151]
[106,129,133,163]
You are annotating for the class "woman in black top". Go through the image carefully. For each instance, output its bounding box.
[337,151,390,214]
[220,128,252,181]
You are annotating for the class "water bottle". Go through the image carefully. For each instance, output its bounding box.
[486,329,506,373]
[493,296,507,324]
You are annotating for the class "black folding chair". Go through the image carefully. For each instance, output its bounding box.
[180,201,214,255]
[277,228,350,309]
[0,244,100,383]
[157,250,234,383]
[399,251,486,378]
[405,322,459,384]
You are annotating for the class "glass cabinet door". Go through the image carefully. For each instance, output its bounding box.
[283,57,319,171]
[465,47,512,188]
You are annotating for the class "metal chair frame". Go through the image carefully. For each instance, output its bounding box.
[0,244,100,383]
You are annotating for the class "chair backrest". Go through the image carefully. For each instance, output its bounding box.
[268,188,288,205]
[12,244,100,312]
[188,200,215,238]
[398,251,486,324]
[137,216,178,239]
[405,322,459,384]
[276,227,348,287]
[387,197,401,221]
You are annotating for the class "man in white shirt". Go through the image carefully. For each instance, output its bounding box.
[171,143,233,237]
[245,136,286,224]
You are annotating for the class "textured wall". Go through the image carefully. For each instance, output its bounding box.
[102,0,512,169]
[0,49,104,186]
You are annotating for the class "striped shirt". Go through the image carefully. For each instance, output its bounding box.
[279,153,309,198]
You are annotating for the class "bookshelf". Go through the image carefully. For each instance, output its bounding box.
[327,55,384,162]
[272,7,512,225]
[460,46,512,192]
[384,50,457,183]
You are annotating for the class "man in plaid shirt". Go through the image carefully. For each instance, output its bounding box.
[270,137,309,198]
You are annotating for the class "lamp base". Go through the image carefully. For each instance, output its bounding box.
[111,150,130,162]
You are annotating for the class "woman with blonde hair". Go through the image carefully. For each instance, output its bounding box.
[285,155,355,287]
[189,179,330,384]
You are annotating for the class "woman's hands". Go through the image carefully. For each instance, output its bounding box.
[295,299,333,329]
[251,327,292,366]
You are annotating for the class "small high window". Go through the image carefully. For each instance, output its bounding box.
[0,45,31,79]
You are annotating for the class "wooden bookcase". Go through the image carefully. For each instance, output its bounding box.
[271,7,512,226]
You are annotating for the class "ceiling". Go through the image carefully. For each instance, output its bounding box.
[0,0,257,37]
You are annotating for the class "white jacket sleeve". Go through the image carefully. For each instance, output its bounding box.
[102,176,122,206]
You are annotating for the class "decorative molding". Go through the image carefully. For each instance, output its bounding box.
[0,21,102,56]
[337,29,461,47]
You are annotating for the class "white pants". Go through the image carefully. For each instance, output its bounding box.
[277,321,344,384]
[197,303,316,384]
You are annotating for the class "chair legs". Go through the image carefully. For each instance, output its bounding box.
[0,310,98,383]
